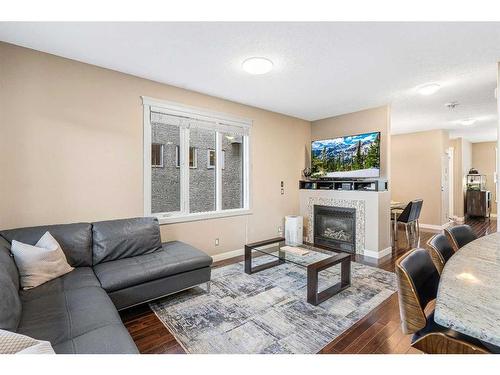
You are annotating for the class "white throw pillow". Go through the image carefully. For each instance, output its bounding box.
[11,231,74,290]
[0,329,55,354]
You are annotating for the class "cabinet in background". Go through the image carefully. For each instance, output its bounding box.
[466,190,491,218]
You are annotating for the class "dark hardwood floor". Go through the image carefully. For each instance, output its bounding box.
[120,217,497,354]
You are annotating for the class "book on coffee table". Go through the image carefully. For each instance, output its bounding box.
[282,246,310,256]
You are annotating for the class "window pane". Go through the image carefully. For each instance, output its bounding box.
[221,133,244,210]
[151,143,164,168]
[176,146,197,168]
[207,150,215,169]
[189,128,216,213]
[189,147,198,168]
[151,123,180,213]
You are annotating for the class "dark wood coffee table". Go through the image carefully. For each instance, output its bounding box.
[244,237,351,306]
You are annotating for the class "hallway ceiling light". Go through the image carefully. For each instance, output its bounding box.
[242,57,273,75]
[458,118,477,126]
[416,82,441,95]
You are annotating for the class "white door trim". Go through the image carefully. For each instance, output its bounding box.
[447,147,454,219]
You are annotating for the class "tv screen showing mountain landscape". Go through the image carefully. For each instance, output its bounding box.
[311,132,380,178]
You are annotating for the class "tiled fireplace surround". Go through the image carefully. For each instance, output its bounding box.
[299,189,391,259]
[307,197,366,254]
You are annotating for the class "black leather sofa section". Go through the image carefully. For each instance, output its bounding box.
[94,241,212,292]
[107,267,211,311]
[1,223,94,267]
[0,217,213,354]
[92,218,162,265]
[0,236,21,332]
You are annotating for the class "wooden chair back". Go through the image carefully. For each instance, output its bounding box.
[395,248,440,334]
[427,234,455,274]
[444,225,477,252]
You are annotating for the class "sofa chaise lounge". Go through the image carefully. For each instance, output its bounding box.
[0,217,213,354]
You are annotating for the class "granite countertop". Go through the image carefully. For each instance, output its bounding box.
[435,232,500,347]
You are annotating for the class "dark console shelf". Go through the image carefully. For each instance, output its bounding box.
[299,179,387,192]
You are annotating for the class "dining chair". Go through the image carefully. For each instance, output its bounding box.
[444,224,478,252]
[392,199,423,248]
[427,234,455,274]
[395,248,489,354]
[411,199,423,239]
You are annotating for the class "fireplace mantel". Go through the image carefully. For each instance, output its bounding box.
[299,189,391,259]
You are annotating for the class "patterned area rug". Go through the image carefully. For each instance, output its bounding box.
[150,254,396,354]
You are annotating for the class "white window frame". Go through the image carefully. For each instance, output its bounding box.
[176,146,198,169]
[175,145,180,168]
[207,149,215,169]
[207,149,226,170]
[142,96,252,224]
[189,147,198,169]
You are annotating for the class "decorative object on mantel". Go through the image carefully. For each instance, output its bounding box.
[281,245,310,256]
[302,167,312,180]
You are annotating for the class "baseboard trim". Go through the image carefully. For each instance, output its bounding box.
[211,248,244,262]
[419,221,453,232]
[363,246,392,259]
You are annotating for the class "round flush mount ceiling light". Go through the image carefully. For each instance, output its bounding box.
[416,82,441,95]
[242,57,273,75]
[458,118,477,126]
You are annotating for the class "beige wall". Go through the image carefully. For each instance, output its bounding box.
[472,141,497,214]
[311,106,391,180]
[463,139,472,181]
[0,42,311,257]
[391,130,449,227]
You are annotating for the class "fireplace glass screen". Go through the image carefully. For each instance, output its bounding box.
[313,205,356,253]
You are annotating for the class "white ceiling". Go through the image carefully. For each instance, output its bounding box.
[0,22,499,142]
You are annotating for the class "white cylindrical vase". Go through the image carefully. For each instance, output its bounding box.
[285,215,304,246]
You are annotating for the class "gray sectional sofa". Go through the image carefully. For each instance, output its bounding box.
[0,217,213,354]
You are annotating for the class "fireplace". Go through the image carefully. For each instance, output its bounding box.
[313,205,356,253]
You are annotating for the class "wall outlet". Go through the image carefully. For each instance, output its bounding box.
[281,188,284,195]
[215,238,219,246]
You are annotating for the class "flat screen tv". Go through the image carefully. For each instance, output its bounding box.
[311,131,380,179]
